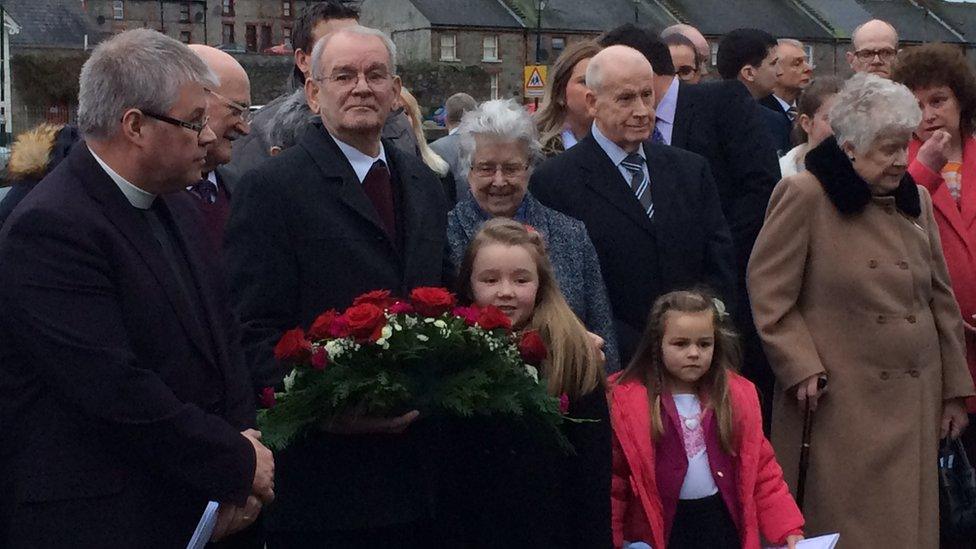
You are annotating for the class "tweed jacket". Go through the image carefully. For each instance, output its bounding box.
[447,193,620,372]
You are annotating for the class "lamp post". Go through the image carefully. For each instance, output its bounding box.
[535,0,545,64]
[634,0,639,23]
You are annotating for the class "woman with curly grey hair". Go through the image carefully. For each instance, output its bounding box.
[747,73,975,547]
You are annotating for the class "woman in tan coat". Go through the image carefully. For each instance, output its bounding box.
[748,73,975,548]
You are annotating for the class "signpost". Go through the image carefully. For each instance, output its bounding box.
[524,64,547,111]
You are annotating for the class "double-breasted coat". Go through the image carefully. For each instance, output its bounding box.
[747,138,976,548]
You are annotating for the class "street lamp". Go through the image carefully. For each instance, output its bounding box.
[633,0,639,23]
[535,0,546,64]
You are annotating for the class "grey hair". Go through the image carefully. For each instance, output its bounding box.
[829,73,920,153]
[456,99,543,179]
[266,88,317,150]
[78,28,218,139]
[777,38,804,50]
[309,25,398,80]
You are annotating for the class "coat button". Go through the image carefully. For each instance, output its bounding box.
[898,261,909,270]
[910,370,920,378]
[880,371,890,380]
[877,314,886,324]
[906,315,917,323]
[868,259,878,268]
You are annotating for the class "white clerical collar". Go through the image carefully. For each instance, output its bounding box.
[331,133,388,184]
[88,146,156,209]
[591,121,646,167]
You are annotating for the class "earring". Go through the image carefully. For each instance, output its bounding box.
[849,156,856,162]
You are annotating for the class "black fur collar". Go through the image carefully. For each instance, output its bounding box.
[804,136,921,218]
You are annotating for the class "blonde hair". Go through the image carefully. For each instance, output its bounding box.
[399,87,450,177]
[535,40,602,150]
[457,218,605,399]
[618,290,739,454]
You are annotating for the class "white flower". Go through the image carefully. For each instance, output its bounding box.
[324,339,345,359]
[524,364,539,383]
[424,317,435,324]
[433,319,447,329]
[417,334,429,342]
[381,325,393,340]
[283,369,297,392]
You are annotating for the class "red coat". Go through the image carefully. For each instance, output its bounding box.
[609,372,804,548]
[909,137,976,411]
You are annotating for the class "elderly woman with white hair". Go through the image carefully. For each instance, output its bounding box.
[446,98,619,372]
[748,73,976,547]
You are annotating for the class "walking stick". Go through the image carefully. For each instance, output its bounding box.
[796,376,827,512]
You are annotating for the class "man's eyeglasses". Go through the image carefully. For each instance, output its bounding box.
[206,88,252,123]
[142,111,210,138]
[315,70,393,91]
[676,65,699,81]
[853,48,896,62]
[471,162,529,178]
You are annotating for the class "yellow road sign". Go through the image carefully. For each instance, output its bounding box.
[524,65,548,98]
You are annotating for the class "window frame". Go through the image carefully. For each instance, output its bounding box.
[113,0,124,20]
[282,0,292,17]
[180,30,192,44]
[439,33,458,61]
[490,74,499,100]
[222,0,235,17]
[482,34,499,62]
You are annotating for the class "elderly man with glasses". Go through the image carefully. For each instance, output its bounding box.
[847,19,899,79]
[0,29,274,547]
[225,25,450,548]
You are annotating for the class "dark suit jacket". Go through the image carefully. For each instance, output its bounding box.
[671,79,781,276]
[759,103,793,157]
[224,120,449,532]
[530,135,735,364]
[0,145,256,548]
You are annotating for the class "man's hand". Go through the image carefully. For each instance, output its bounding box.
[942,397,969,439]
[210,495,262,542]
[795,374,827,412]
[917,129,951,173]
[242,429,274,503]
[321,409,420,435]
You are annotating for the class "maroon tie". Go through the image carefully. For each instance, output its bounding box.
[362,159,397,243]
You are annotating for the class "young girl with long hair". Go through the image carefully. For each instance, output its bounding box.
[610,290,804,549]
[442,217,611,548]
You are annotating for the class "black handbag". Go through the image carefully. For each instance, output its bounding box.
[939,437,976,539]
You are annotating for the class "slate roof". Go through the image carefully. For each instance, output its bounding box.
[534,0,677,33]
[3,0,104,49]
[800,0,874,37]
[854,0,964,42]
[410,0,524,28]
[666,0,833,39]
[926,1,976,42]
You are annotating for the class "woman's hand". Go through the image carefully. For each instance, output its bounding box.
[785,534,804,549]
[942,397,969,439]
[585,331,607,368]
[917,129,951,173]
[795,374,827,412]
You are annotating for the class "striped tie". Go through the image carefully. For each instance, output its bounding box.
[621,153,653,219]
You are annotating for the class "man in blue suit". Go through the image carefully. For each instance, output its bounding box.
[0,29,274,548]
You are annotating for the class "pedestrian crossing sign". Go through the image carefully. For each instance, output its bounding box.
[524,65,548,98]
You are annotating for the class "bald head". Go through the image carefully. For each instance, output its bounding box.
[189,45,251,171]
[662,24,709,71]
[586,45,653,93]
[585,45,655,152]
[847,19,898,78]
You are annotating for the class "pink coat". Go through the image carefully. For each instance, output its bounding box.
[609,372,804,548]
[908,137,976,411]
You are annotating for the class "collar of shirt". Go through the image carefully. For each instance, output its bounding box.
[561,127,579,150]
[654,76,679,145]
[448,127,459,135]
[88,146,156,210]
[471,195,531,223]
[591,121,646,168]
[773,94,794,112]
[331,133,388,184]
[186,170,219,193]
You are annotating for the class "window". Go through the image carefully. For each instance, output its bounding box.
[113,0,124,20]
[710,42,719,67]
[180,31,192,44]
[283,26,292,47]
[222,0,234,16]
[483,35,499,62]
[222,23,235,45]
[440,34,457,61]
[260,25,272,51]
[245,24,257,52]
[180,3,191,23]
[805,44,816,69]
[551,36,565,55]
[490,74,499,100]
[282,0,292,17]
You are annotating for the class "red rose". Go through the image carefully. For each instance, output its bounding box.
[452,305,481,326]
[410,287,456,317]
[328,315,351,338]
[259,387,276,409]
[389,301,415,315]
[518,329,548,366]
[308,310,340,340]
[558,393,570,415]
[477,305,513,331]
[343,303,387,342]
[310,347,329,370]
[352,289,396,309]
[274,327,311,363]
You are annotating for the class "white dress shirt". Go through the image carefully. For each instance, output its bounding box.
[332,134,389,184]
[88,146,156,209]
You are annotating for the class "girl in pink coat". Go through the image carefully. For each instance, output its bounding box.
[609,290,804,548]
